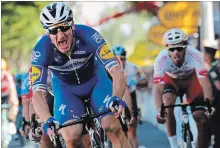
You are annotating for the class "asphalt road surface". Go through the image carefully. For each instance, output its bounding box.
[8,121,170,148]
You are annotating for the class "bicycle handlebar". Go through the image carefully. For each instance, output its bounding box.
[49,101,130,146]
[57,109,112,130]
[160,100,212,118]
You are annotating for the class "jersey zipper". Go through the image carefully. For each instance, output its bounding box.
[68,55,81,84]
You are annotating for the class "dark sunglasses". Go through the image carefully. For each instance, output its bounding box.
[48,22,72,35]
[168,47,185,52]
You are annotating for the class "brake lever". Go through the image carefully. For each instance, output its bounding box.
[112,101,128,132]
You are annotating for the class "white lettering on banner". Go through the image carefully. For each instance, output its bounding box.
[31,51,41,62]
[91,32,103,43]
[59,104,66,115]
[49,54,93,71]
[103,95,112,108]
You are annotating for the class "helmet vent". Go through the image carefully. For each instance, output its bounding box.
[60,16,66,22]
[175,36,180,39]
[60,6,64,16]
[43,13,49,21]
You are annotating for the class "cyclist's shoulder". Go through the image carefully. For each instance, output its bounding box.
[185,45,201,58]
[154,49,169,64]
[32,34,53,65]
[22,72,29,80]
[185,45,204,66]
[75,24,99,37]
[75,24,105,47]
[125,61,138,70]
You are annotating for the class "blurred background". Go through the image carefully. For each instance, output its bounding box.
[1,1,220,148]
[1,1,219,73]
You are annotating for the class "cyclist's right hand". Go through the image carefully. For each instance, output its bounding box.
[42,116,59,141]
[109,96,127,118]
[156,113,166,124]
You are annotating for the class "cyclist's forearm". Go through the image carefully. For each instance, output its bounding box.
[29,101,36,120]
[8,74,19,117]
[130,91,138,114]
[32,91,51,122]
[22,98,31,121]
[122,87,132,112]
[153,84,164,112]
[199,77,213,101]
[110,66,126,98]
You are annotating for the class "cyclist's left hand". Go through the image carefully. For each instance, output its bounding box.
[20,124,31,139]
[20,118,31,139]
[109,96,127,118]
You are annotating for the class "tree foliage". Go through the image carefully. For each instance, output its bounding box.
[1,1,51,72]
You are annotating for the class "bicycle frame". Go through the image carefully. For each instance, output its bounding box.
[54,99,112,148]
[160,96,203,148]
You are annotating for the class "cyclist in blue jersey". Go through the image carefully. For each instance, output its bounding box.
[31,2,131,148]
[20,70,57,148]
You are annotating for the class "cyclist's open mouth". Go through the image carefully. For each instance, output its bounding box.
[58,40,68,49]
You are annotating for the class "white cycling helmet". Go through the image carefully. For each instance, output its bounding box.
[163,28,188,47]
[40,2,73,29]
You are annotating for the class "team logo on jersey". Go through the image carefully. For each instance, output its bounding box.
[99,44,114,60]
[32,66,42,84]
[31,51,41,63]
[91,32,103,44]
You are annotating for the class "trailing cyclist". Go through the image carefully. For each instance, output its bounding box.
[30,2,131,148]
[20,70,56,148]
[153,28,215,148]
[1,58,19,148]
[112,45,145,148]
[203,45,220,148]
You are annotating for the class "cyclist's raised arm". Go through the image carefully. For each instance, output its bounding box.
[31,35,53,122]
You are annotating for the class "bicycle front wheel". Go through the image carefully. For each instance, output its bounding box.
[92,132,105,148]
[184,130,195,148]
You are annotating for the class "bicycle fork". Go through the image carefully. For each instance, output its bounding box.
[181,111,195,148]
[86,124,103,148]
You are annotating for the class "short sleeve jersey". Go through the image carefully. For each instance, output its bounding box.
[31,24,119,92]
[153,45,207,84]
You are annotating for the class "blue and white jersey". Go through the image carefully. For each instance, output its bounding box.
[31,24,119,92]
